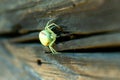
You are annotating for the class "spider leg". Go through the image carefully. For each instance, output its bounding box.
[45,23,60,30]
[49,46,57,54]
[45,19,54,28]
[49,32,58,54]
[49,23,60,29]
[46,28,57,54]
[45,22,60,54]
[49,38,58,54]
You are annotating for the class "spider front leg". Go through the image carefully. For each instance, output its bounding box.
[47,28,58,54]
[46,19,53,27]
[45,23,60,30]
[49,32,58,54]
[49,39,58,54]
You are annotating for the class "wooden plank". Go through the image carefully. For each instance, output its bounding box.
[1,0,120,34]
[56,32,120,51]
[0,42,42,80]
[3,41,120,80]
[0,0,120,80]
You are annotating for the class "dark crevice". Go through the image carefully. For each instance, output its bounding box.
[0,30,40,38]
[59,46,120,53]
[19,29,40,34]
[16,39,40,44]
[56,31,111,43]
[1,28,120,53]
[8,31,107,43]
[0,32,21,38]
[8,30,119,44]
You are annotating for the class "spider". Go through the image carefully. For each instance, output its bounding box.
[39,20,60,54]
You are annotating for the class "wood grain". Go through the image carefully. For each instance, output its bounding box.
[0,0,120,80]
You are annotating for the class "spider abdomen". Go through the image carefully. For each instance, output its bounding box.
[39,30,53,46]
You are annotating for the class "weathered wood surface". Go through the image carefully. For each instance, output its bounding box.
[0,0,120,80]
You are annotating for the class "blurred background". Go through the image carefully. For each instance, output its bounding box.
[0,0,120,80]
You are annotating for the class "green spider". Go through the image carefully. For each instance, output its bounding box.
[39,20,60,54]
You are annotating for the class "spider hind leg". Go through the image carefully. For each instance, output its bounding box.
[49,46,58,54]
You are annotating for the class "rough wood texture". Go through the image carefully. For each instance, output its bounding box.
[0,0,120,80]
